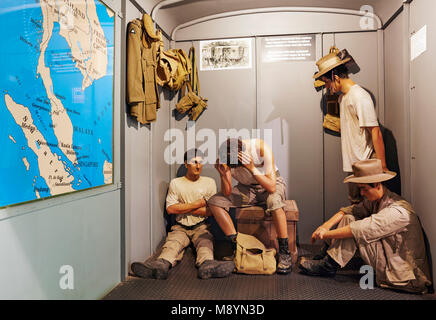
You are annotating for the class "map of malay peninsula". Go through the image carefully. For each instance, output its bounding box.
[0,0,114,207]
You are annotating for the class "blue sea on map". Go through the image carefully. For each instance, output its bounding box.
[0,0,114,207]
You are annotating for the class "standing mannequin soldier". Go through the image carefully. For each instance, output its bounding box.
[208,138,292,274]
[313,47,388,205]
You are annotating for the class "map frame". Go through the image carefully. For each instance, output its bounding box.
[0,0,116,209]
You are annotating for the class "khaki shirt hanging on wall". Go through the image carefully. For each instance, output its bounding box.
[127,14,161,124]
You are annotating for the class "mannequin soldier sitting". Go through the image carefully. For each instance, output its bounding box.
[208,138,293,274]
[131,149,235,280]
[300,159,432,294]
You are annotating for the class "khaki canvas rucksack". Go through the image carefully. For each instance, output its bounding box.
[157,47,192,91]
[234,233,277,275]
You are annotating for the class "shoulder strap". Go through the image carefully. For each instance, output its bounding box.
[180,80,193,99]
[189,46,199,95]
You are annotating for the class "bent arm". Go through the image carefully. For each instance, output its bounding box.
[220,170,233,196]
[323,225,353,240]
[323,211,345,230]
[215,163,233,196]
[249,140,277,193]
[251,172,277,194]
[368,126,387,170]
[311,211,347,243]
[167,199,206,215]
[191,207,213,217]
[349,206,411,245]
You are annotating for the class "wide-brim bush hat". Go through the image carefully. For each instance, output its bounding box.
[313,46,351,80]
[344,159,397,184]
[142,13,160,40]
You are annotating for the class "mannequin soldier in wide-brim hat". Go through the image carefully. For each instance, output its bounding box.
[314,46,389,205]
[300,159,432,294]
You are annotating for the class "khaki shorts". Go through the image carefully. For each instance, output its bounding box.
[208,176,287,214]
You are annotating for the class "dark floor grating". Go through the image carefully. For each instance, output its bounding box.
[104,244,433,300]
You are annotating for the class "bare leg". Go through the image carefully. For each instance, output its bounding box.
[272,207,288,238]
[209,205,236,236]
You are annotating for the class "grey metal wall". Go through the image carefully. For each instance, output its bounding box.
[0,0,123,299]
[136,0,436,290]
[174,35,324,242]
[257,35,324,242]
[0,191,120,299]
[383,0,436,282]
[172,40,257,182]
[124,0,151,272]
[174,12,377,41]
[384,10,410,201]
[322,32,380,220]
[173,12,383,244]
[124,0,171,272]
[158,0,406,36]
[409,0,436,282]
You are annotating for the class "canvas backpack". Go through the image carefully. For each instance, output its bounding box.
[234,233,277,275]
[157,46,192,91]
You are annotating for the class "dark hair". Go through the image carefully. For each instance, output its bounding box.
[363,182,383,188]
[323,64,349,80]
[184,148,204,163]
[218,138,245,168]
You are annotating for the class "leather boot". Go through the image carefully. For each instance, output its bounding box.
[277,238,292,274]
[299,255,340,277]
[131,258,171,280]
[222,234,237,261]
[198,260,235,279]
[313,242,330,260]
